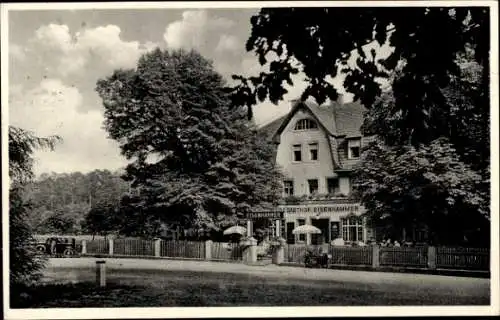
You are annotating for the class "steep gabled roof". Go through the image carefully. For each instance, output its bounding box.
[270,100,338,141]
[258,99,366,141]
[332,101,366,138]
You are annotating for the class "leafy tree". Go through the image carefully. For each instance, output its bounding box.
[230,7,489,129]
[96,48,282,237]
[353,138,488,246]
[82,201,120,239]
[25,170,129,234]
[9,126,60,286]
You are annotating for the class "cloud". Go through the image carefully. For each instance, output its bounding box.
[9,43,27,61]
[215,34,241,53]
[164,10,235,51]
[9,79,127,175]
[29,23,157,77]
[163,10,247,80]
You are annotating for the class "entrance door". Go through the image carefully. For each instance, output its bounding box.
[311,219,329,245]
[286,222,295,244]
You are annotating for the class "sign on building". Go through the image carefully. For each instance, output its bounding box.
[245,211,285,220]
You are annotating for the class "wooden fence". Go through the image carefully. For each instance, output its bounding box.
[113,239,155,256]
[85,239,109,255]
[81,239,489,271]
[161,240,205,259]
[436,247,489,270]
[284,244,489,271]
[211,242,243,262]
[380,246,428,268]
[329,246,373,265]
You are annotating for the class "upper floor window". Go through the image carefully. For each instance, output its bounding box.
[293,144,302,162]
[327,177,340,194]
[348,138,361,159]
[294,118,318,131]
[309,143,318,161]
[308,179,319,195]
[283,180,294,196]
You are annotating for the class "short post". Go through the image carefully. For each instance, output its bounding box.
[205,240,213,260]
[372,244,380,269]
[108,239,114,256]
[81,240,87,255]
[154,238,161,257]
[427,246,437,269]
[96,260,106,287]
[272,237,286,265]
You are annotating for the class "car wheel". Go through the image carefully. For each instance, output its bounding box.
[36,246,46,253]
[63,248,73,256]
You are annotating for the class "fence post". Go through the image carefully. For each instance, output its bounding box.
[154,238,161,257]
[427,246,437,269]
[109,239,114,256]
[81,240,87,255]
[372,245,380,269]
[96,260,106,287]
[272,237,287,265]
[205,240,213,260]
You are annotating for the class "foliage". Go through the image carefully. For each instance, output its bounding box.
[24,169,130,234]
[9,126,60,286]
[230,7,489,138]
[353,138,488,246]
[96,48,282,238]
[82,201,121,237]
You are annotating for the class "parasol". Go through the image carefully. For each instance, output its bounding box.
[292,224,321,235]
[223,225,247,236]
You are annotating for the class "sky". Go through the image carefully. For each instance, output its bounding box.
[6,7,388,176]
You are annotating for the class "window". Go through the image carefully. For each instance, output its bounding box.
[309,143,318,161]
[295,118,318,130]
[308,179,319,195]
[327,178,340,194]
[341,216,364,242]
[297,219,306,241]
[293,144,302,161]
[348,139,361,159]
[283,180,294,196]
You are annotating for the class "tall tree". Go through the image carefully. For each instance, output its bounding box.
[9,126,60,286]
[96,48,282,238]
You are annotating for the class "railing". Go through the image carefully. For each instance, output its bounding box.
[436,247,489,270]
[161,240,205,260]
[380,246,428,268]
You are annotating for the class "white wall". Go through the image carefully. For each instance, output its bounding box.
[275,108,337,196]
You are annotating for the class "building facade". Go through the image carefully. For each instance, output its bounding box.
[260,98,376,245]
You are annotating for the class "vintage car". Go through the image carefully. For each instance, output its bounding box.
[36,237,79,256]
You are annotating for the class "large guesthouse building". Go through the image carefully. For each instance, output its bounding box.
[260,98,376,245]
